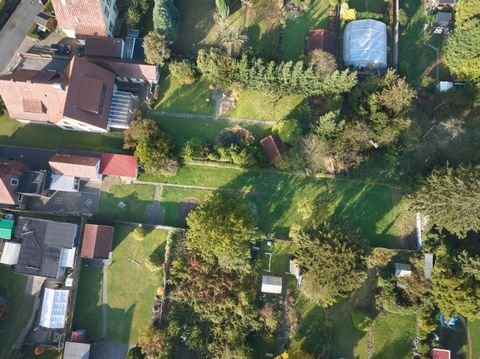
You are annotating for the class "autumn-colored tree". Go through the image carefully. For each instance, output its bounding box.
[143,31,171,65]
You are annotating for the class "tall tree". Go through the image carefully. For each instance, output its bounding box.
[215,0,230,19]
[307,49,337,79]
[413,164,480,238]
[432,246,480,320]
[292,222,369,307]
[444,19,480,82]
[455,0,480,26]
[143,31,171,65]
[153,0,179,40]
[186,192,257,271]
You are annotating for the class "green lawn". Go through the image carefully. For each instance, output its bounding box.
[97,184,155,223]
[281,0,330,61]
[151,114,272,147]
[260,240,296,274]
[372,313,416,358]
[227,90,305,122]
[155,76,216,116]
[470,320,480,359]
[0,267,35,359]
[245,0,282,60]
[0,115,124,152]
[140,165,412,247]
[399,0,449,87]
[160,187,209,227]
[73,226,167,344]
[72,264,103,340]
[349,0,387,13]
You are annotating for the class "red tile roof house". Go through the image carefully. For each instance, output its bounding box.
[49,153,102,180]
[0,160,29,206]
[432,349,451,359]
[0,53,155,132]
[99,153,138,183]
[260,135,287,165]
[51,0,119,38]
[81,224,114,260]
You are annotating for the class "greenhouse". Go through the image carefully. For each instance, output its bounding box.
[343,19,388,70]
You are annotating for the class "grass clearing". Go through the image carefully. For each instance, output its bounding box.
[155,76,216,116]
[349,0,387,13]
[73,226,167,344]
[373,313,416,357]
[97,184,155,223]
[281,0,330,61]
[160,187,209,227]
[0,115,124,152]
[0,267,34,359]
[227,90,305,122]
[470,320,480,358]
[141,165,412,248]
[152,114,272,147]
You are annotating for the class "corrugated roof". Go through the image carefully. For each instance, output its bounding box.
[63,342,90,359]
[100,153,137,178]
[0,242,21,265]
[0,219,14,239]
[40,288,69,329]
[261,275,283,294]
[307,29,336,54]
[81,224,113,259]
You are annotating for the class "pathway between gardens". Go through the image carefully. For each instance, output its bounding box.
[144,110,276,126]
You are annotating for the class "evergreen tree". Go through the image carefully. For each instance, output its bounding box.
[292,222,369,307]
[143,31,171,65]
[153,0,179,41]
[413,164,480,238]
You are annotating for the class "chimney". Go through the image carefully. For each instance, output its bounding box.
[52,83,62,90]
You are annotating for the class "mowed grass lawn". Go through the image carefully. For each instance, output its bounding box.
[470,320,480,358]
[373,313,417,358]
[0,267,35,359]
[281,0,330,61]
[160,187,209,227]
[97,184,155,223]
[155,76,216,116]
[0,115,124,152]
[141,165,412,248]
[73,226,167,344]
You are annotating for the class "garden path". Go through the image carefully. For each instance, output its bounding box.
[144,110,276,126]
[144,185,165,225]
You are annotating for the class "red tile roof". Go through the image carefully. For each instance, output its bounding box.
[51,0,107,37]
[89,58,158,83]
[81,224,114,259]
[0,161,28,205]
[307,29,336,54]
[260,135,287,164]
[432,349,451,359]
[99,153,138,178]
[63,56,115,130]
[49,153,100,179]
[85,37,124,58]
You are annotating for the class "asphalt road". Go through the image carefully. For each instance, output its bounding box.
[0,0,42,74]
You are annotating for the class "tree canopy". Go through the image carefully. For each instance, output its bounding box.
[186,192,257,271]
[444,18,480,83]
[413,164,480,238]
[292,222,369,307]
[197,48,357,97]
[153,0,179,40]
[143,31,171,65]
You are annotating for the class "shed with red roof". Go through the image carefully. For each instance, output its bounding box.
[99,153,138,181]
[260,135,287,165]
[432,349,451,359]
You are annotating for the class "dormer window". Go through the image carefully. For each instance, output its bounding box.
[10,178,19,186]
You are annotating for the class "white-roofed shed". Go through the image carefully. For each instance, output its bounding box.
[0,242,21,265]
[63,341,90,359]
[261,275,283,294]
[50,175,80,192]
[40,288,69,329]
[395,263,412,277]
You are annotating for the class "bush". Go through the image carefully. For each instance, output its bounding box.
[169,60,197,85]
[351,308,373,332]
[273,119,302,144]
[145,251,163,272]
[133,227,147,241]
[127,346,145,359]
[153,0,179,40]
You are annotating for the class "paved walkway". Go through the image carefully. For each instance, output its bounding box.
[145,110,276,126]
[144,185,164,225]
